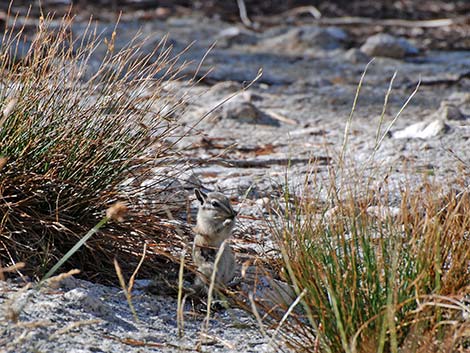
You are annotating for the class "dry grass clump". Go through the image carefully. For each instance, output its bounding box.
[0,12,193,281]
[267,169,470,353]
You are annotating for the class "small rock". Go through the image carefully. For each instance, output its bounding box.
[296,26,348,50]
[344,48,370,63]
[217,175,259,197]
[446,92,470,105]
[220,97,280,126]
[133,279,154,291]
[325,27,349,42]
[59,276,83,291]
[241,90,263,102]
[360,33,418,59]
[256,197,271,210]
[223,100,259,120]
[210,81,243,96]
[217,26,258,47]
[392,119,448,139]
[262,25,348,52]
[242,276,295,309]
[64,288,115,319]
[433,102,465,121]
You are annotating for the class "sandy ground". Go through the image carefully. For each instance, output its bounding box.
[1,6,470,353]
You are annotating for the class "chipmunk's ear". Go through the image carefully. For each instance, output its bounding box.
[194,189,207,205]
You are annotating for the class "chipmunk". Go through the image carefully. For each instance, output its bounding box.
[192,189,237,294]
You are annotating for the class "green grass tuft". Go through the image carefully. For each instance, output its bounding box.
[0,12,190,280]
[270,166,470,353]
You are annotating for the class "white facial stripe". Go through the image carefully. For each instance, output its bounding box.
[209,198,234,217]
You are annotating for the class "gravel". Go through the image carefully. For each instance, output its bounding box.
[0,277,283,353]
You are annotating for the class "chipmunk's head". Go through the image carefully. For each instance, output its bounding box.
[194,189,237,238]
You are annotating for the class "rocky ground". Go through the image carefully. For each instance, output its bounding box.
[1,276,275,353]
[1,4,470,353]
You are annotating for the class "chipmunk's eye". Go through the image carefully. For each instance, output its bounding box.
[211,200,220,208]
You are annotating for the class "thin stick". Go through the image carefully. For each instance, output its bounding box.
[375,71,397,146]
[191,41,216,83]
[177,248,186,338]
[316,16,458,28]
[200,240,228,342]
[313,323,322,353]
[249,292,267,337]
[162,206,188,338]
[361,71,397,174]
[199,333,236,349]
[375,77,421,148]
[114,258,139,323]
[0,262,25,281]
[268,288,307,348]
[340,58,374,167]
[128,243,147,293]
[285,6,321,19]
[49,319,101,339]
[237,0,253,28]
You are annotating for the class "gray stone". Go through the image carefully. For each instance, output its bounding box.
[63,288,117,320]
[344,48,371,63]
[297,26,348,50]
[262,25,348,52]
[217,26,259,47]
[219,97,280,126]
[434,103,466,121]
[392,119,448,139]
[210,81,244,96]
[360,33,418,58]
[223,100,259,120]
[256,197,271,209]
[446,92,470,105]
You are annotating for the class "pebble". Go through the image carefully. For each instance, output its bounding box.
[63,288,117,320]
[256,197,271,209]
[262,25,348,52]
[446,92,470,105]
[217,26,259,47]
[344,48,371,63]
[392,119,448,139]
[210,81,244,96]
[219,97,280,126]
[434,102,466,121]
[360,33,418,59]
[222,100,260,121]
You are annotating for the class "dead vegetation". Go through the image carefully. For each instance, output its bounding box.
[251,159,470,353]
[0,12,196,283]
